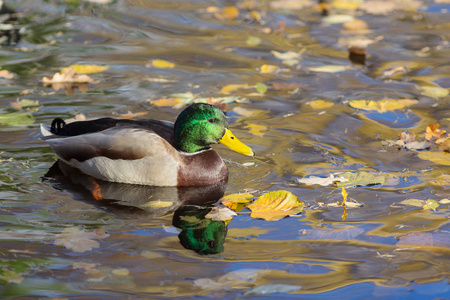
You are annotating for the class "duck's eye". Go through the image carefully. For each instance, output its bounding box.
[208,118,216,124]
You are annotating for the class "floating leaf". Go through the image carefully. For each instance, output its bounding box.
[246,36,262,46]
[0,69,14,79]
[399,199,425,207]
[221,84,249,94]
[42,68,94,83]
[255,82,268,94]
[0,112,35,126]
[205,207,237,221]
[0,269,24,284]
[322,14,354,24]
[221,193,254,211]
[244,284,302,295]
[149,59,175,69]
[337,171,386,187]
[309,65,350,73]
[272,82,304,90]
[333,0,360,10]
[423,199,439,211]
[420,86,449,98]
[417,151,450,166]
[214,6,239,20]
[260,64,278,73]
[349,99,418,112]
[247,190,303,221]
[425,123,446,141]
[306,100,334,109]
[10,99,39,110]
[359,0,397,15]
[112,268,130,276]
[148,98,181,107]
[61,64,108,74]
[340,187,348,205]
[440,199,450,204]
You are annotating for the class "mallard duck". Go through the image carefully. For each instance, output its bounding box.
[41,103,254,186]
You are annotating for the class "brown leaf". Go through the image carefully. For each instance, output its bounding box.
[272,82,304,90]
[42,68,94,84]
[425,123,446,141]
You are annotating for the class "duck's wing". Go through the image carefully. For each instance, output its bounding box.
[44,118,175,145]
[42,125,177,162]
[41,125,182,185]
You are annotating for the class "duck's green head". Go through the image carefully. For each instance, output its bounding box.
[174,103,254,156]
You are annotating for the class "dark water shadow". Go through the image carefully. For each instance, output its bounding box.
[43,160,228,254]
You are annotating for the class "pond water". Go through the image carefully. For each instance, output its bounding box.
[1,0,449,298]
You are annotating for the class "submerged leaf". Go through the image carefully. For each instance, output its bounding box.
[53,227,109,253]
[221,84,249,94]
[214,6,239,20]
[221,193,254,211]
[399,199,425,207]
[420,86,449,98]
[255,82,268,94]
[247,190,303,221]
[260,64,279,73]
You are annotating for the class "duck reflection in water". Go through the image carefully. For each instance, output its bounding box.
[44,160,229,255]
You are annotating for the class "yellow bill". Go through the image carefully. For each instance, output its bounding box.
[219,128,254,157]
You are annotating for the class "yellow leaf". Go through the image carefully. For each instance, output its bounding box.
[62,64,108,74]
[260,64,278,73]
[150,59,175,69]
[247,123,268,137]
[306,100,334,109]
[214,6,239,20]
[148,98,181,107]
[309,65,350,73]
[340,187,348,205]
[420,86,449,98]
[349,99,418,112]
[112,268,130,276]
[423,199,439,211]
[221,193,254,212]
[417,151,450,166]
[332,0,360,10]
[220,84,249,94]
[247,190,303,221]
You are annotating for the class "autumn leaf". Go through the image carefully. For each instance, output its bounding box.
[247,190,303,221]
[255,82,268,94]
[221,84,249,94]
[214,6,239,20]
[309,65,350,73]
[221,193,254,211]
[420,86,449,98]
[205,207,237,221]
[61,64,108,74]
[423,199,439,211]
[149,98,181,107]
[0,112,35,126]
[42,68,94,83]
[340,187,348,205]
[149,59,175,69]
[0,69,14,79]
[260,64,278,73]
[306,100,334,109]
[425,124,446,141]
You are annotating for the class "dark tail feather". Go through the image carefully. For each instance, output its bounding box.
[51,118,66,134]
